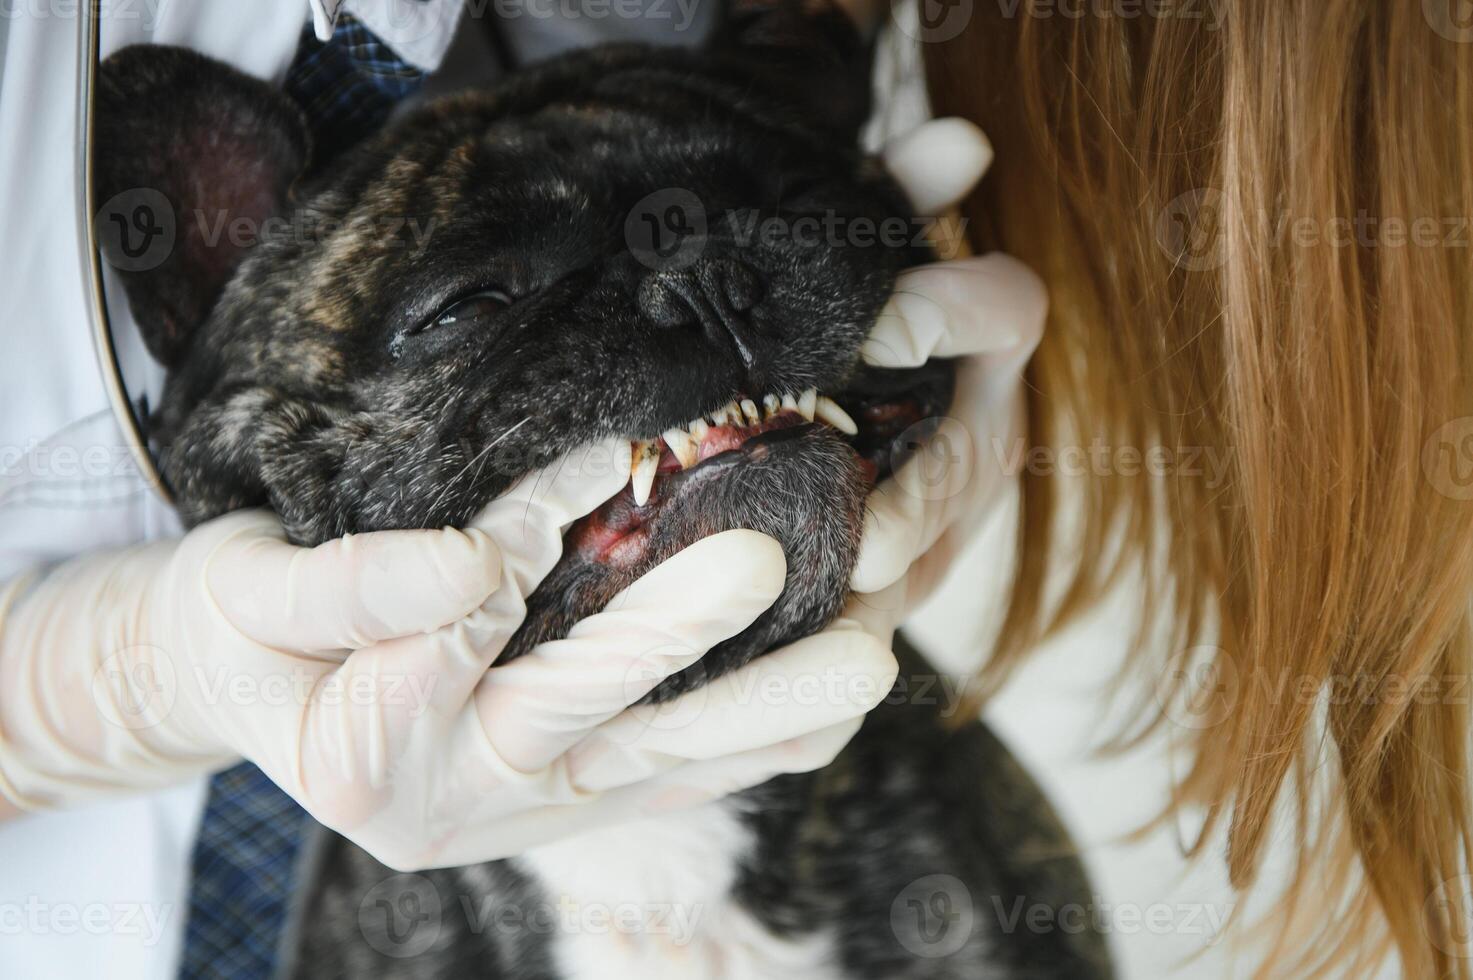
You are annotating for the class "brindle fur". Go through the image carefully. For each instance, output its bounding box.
[98,7,1111,976]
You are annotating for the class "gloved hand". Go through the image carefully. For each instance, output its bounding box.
[852,117,1047,635]
[0,440,895,869]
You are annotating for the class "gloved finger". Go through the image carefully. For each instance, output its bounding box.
[849,378,1024,594]
[860,254,1047,369]
[476,530,787,773]
[840,579,906,642]
[561,621,897,792]
[851,414,985,594]
[243,441,634,824]
[202,510,503,652]
[451,438,635,663]
[469,437,632,595]
[434,717,864,866]
[882,117,993,215]
[896,523,972,611]
[619,715,864,815]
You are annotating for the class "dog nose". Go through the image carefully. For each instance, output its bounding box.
[637,258,771,373]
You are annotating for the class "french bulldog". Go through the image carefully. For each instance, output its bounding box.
[96,5,1112,977]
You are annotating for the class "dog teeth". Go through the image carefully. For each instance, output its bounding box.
[797,388,817,421]
[662,427,698,469]
[631,439,660,505]
[652,392,858,480]
[814,396,858,435]
[709,401,741,426]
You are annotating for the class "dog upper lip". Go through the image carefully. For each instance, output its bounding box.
[621,387,859,506]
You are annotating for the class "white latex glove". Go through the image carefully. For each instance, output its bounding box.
[0,440,894,869]
[852,117,1048,634]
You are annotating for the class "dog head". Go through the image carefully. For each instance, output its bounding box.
[98,6,953,695]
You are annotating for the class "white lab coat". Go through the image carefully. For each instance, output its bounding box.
[0,4,462,977]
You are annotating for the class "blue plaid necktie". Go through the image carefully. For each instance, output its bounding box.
[178,763,312,979]
[176,15,428,980]
[283,10,428,165]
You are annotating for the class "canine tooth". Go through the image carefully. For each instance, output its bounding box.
[618,439,634,478]
[798,388,817,421]
[662,427,698,468]
[814,396,858,435]
[763,394,780,418]
[631,440,659,505]
[740,399,761,425]
[781,393,799,413]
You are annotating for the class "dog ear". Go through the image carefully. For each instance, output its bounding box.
[95,45,310,369]
[708,0,874,134]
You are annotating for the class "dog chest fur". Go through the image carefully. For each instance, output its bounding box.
[515,801,846,979]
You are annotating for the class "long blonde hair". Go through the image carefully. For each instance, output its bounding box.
[923,1,1473,975]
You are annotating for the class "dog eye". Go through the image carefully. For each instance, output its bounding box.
[424,289,512,332]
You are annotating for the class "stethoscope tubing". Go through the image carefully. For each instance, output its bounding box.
[75,0,175,507]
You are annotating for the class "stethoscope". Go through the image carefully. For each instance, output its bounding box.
[74,0,175,506]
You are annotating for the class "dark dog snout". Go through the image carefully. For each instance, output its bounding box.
[637,257,773,378]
